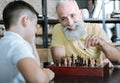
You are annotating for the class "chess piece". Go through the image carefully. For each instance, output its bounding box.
[55,59,61,66]
[61,59,64,66]
[78,55,82,66]
[94,59,97,66]
[91,58,95,67]
[82,56,86,66]
[77,55,80,66]
[64,58,67,66]
[71,54,74,66]
[68,57,72,66]
[67,58,69,66]
[88,58,91,67]
[75,59,78,66]
[100,56,104,67]
[81,57,83,66]
[58,63,61,66]
[85,57,88,66]
[55,60,59,66]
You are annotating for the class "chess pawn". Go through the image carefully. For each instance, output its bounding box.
[75,59,78,66]
[71,54,74,62]
[64,58,67,66]
[61,56,67,66]
[83,56,87,66]
[58,63,61,67]
[94,59,97,67]
[71,54,75,66]
[55,59,61,67]
[81,57,84,66]
[91,58,95,67]
[67,57,72,66]
[85,56,88,66]
[94,58,99,67]
[88,58,91,67]
[77,55,80,66]
[67,58,69,66]
[99,56,104,67]
[55,60,59,66]
[61,59,64,66]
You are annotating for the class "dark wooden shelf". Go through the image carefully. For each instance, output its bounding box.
[84,18,120,23]
[0,35,3,37]
[1,18,120,25]
[0,19,59,24]
[36,44,50,48]
[36,44,44,48]
[0,20,3,24]
[1,18,120,48]
[37,18,120,24]
[37,18,59,24]
[36,34,52,37]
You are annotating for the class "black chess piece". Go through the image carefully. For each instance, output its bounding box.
[88,58,91,67]
[61,59,64,66]
[84,59,86,66]
[77,55,83,66]
[77,55,80,66]
[55,60,59,66]
[94,59,97,66]
[81,57,83,66]
[75,59,78,66]
[71,54,74,66]
[43,62,50,68]
[67,58,69,66]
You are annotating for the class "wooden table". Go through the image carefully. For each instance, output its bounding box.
[50,67,120,83]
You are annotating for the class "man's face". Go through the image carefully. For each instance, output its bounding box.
[57,1,86,40]
[57,1,81,27]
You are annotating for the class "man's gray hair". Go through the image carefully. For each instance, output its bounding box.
[56,0,76,11]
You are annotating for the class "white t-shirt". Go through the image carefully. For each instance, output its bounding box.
[0,32,35,83]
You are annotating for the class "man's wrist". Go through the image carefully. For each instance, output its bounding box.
[100,39,106,50]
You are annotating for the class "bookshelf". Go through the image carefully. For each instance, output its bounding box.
[0,0,120,48]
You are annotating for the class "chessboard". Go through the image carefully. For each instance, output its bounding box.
[47,55,109,77]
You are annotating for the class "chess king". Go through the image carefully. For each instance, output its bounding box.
[51,0,120,66]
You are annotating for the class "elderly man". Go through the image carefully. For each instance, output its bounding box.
[0,1,54,83]
[51,0,120,65]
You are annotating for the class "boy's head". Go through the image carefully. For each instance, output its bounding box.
[3,1,38,31]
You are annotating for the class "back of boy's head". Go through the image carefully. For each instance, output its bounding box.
[3,1,38,31]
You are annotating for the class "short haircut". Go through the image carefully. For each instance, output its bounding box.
[3,1,38,30]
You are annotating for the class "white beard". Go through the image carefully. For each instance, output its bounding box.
[62,20,86,41]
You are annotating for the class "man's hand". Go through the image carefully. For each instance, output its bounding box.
[102,59,113,68]
[84,34,105,49]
